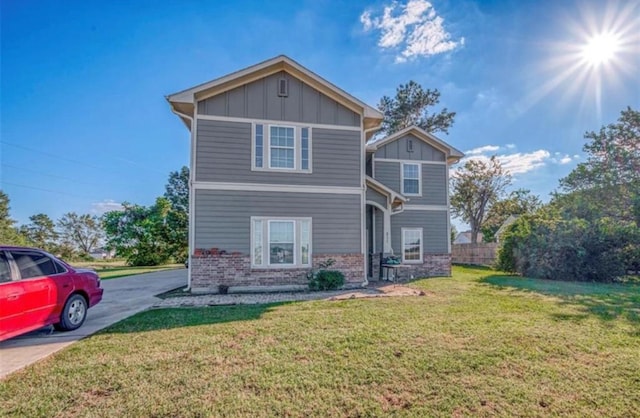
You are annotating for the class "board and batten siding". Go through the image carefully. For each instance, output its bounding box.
[197,71,360,127]
[195,120,362,187]
[194,189,361,254]
[374,133,446,161]
[390,210,449,254]
[373,160,447,206]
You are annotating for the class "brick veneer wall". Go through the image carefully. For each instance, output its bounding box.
[388,253,451,281]
[190,249,364,293]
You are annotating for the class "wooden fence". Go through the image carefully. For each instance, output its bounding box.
[452,243,499,266]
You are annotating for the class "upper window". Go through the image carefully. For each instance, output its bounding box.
[253,124,312,173]
[402,228,423,264]
[270,126,295,169]
[402,163,421,195]
[252,217,311,268]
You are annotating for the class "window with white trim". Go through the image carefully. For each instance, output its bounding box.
[402,163,421,195]
[270,126,295,168]
[251,217,312,267]
[253,124,312,172]
[402,228,423,263]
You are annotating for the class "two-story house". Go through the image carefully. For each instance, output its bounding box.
[167,55,463,293]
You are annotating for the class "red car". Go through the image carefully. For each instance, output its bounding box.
[0,246,104,341]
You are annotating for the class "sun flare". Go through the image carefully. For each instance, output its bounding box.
[581,33,620,66]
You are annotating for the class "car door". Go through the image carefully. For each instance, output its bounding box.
[9,251,59,329]
[0,251,27,340]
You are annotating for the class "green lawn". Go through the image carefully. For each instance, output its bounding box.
[72,261,184,280]
[1,266,639,417]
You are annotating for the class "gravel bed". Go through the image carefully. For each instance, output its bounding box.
[152,288,384,308]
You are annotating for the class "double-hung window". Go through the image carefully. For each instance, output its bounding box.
[251,217,312,268]
[270,126,295,168]
[402,228,423,263]
[402,163,421,195]
[253,124,312,172]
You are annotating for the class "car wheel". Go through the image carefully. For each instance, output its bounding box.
[55,294,88,331]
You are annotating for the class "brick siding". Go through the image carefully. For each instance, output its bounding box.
[190,249,364,293]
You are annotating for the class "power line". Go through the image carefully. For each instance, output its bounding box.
[0,181,105,200]
[1,140,172,176]
[1,141,108,172]
[2,163,102,187]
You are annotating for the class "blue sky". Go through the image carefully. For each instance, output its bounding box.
[2,0,639,229]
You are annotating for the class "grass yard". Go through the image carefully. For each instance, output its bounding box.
[72,260,184,280]
[1,266,639,417]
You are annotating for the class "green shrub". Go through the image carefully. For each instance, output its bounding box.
[309,270,345,291]
[497,212,640,282]
[308,258,345,291]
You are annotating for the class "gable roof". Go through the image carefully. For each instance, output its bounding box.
[167,55,384,132]
[366,125,464,164]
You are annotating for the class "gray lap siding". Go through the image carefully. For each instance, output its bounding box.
[374,160,447,206]
[194,189,362,254]
[391,210,449,254]
[195,119,361,187]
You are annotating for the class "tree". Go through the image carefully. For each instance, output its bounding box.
[481,189,542,242]
[559,107,639,223]
[378,81,455,136]
[21,213,58,251]
[450,224,458,245]
[450,156,512,243]
[0,190,29,246]
[57,212,103,254]
[103,198,174,266]
[164,166,189,213]
[497,107,640,281]
[164,166,189,263]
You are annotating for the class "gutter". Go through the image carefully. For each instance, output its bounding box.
[169,106,194,292]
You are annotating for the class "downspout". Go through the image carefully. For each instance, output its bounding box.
[361,125,380,288]
[170,106,194,292]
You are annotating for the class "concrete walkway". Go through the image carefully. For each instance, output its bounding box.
[0,268,187,379]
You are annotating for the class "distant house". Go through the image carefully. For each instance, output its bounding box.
[496,215,520,243]
[167,55,464,293]
[453,231,484,244]
[89,248,114,260]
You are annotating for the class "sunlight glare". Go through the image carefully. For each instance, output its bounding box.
[581,33,620,66]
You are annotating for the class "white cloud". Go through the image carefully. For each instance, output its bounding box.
[456,149,551,175]
[465,145,500,155]
[505,143,516,149]
[498,150,550,174]
[360,0,463,62]
[550,153,574,165]
[91,200,123,215]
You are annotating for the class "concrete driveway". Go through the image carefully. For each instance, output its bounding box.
[0,268,187,379]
